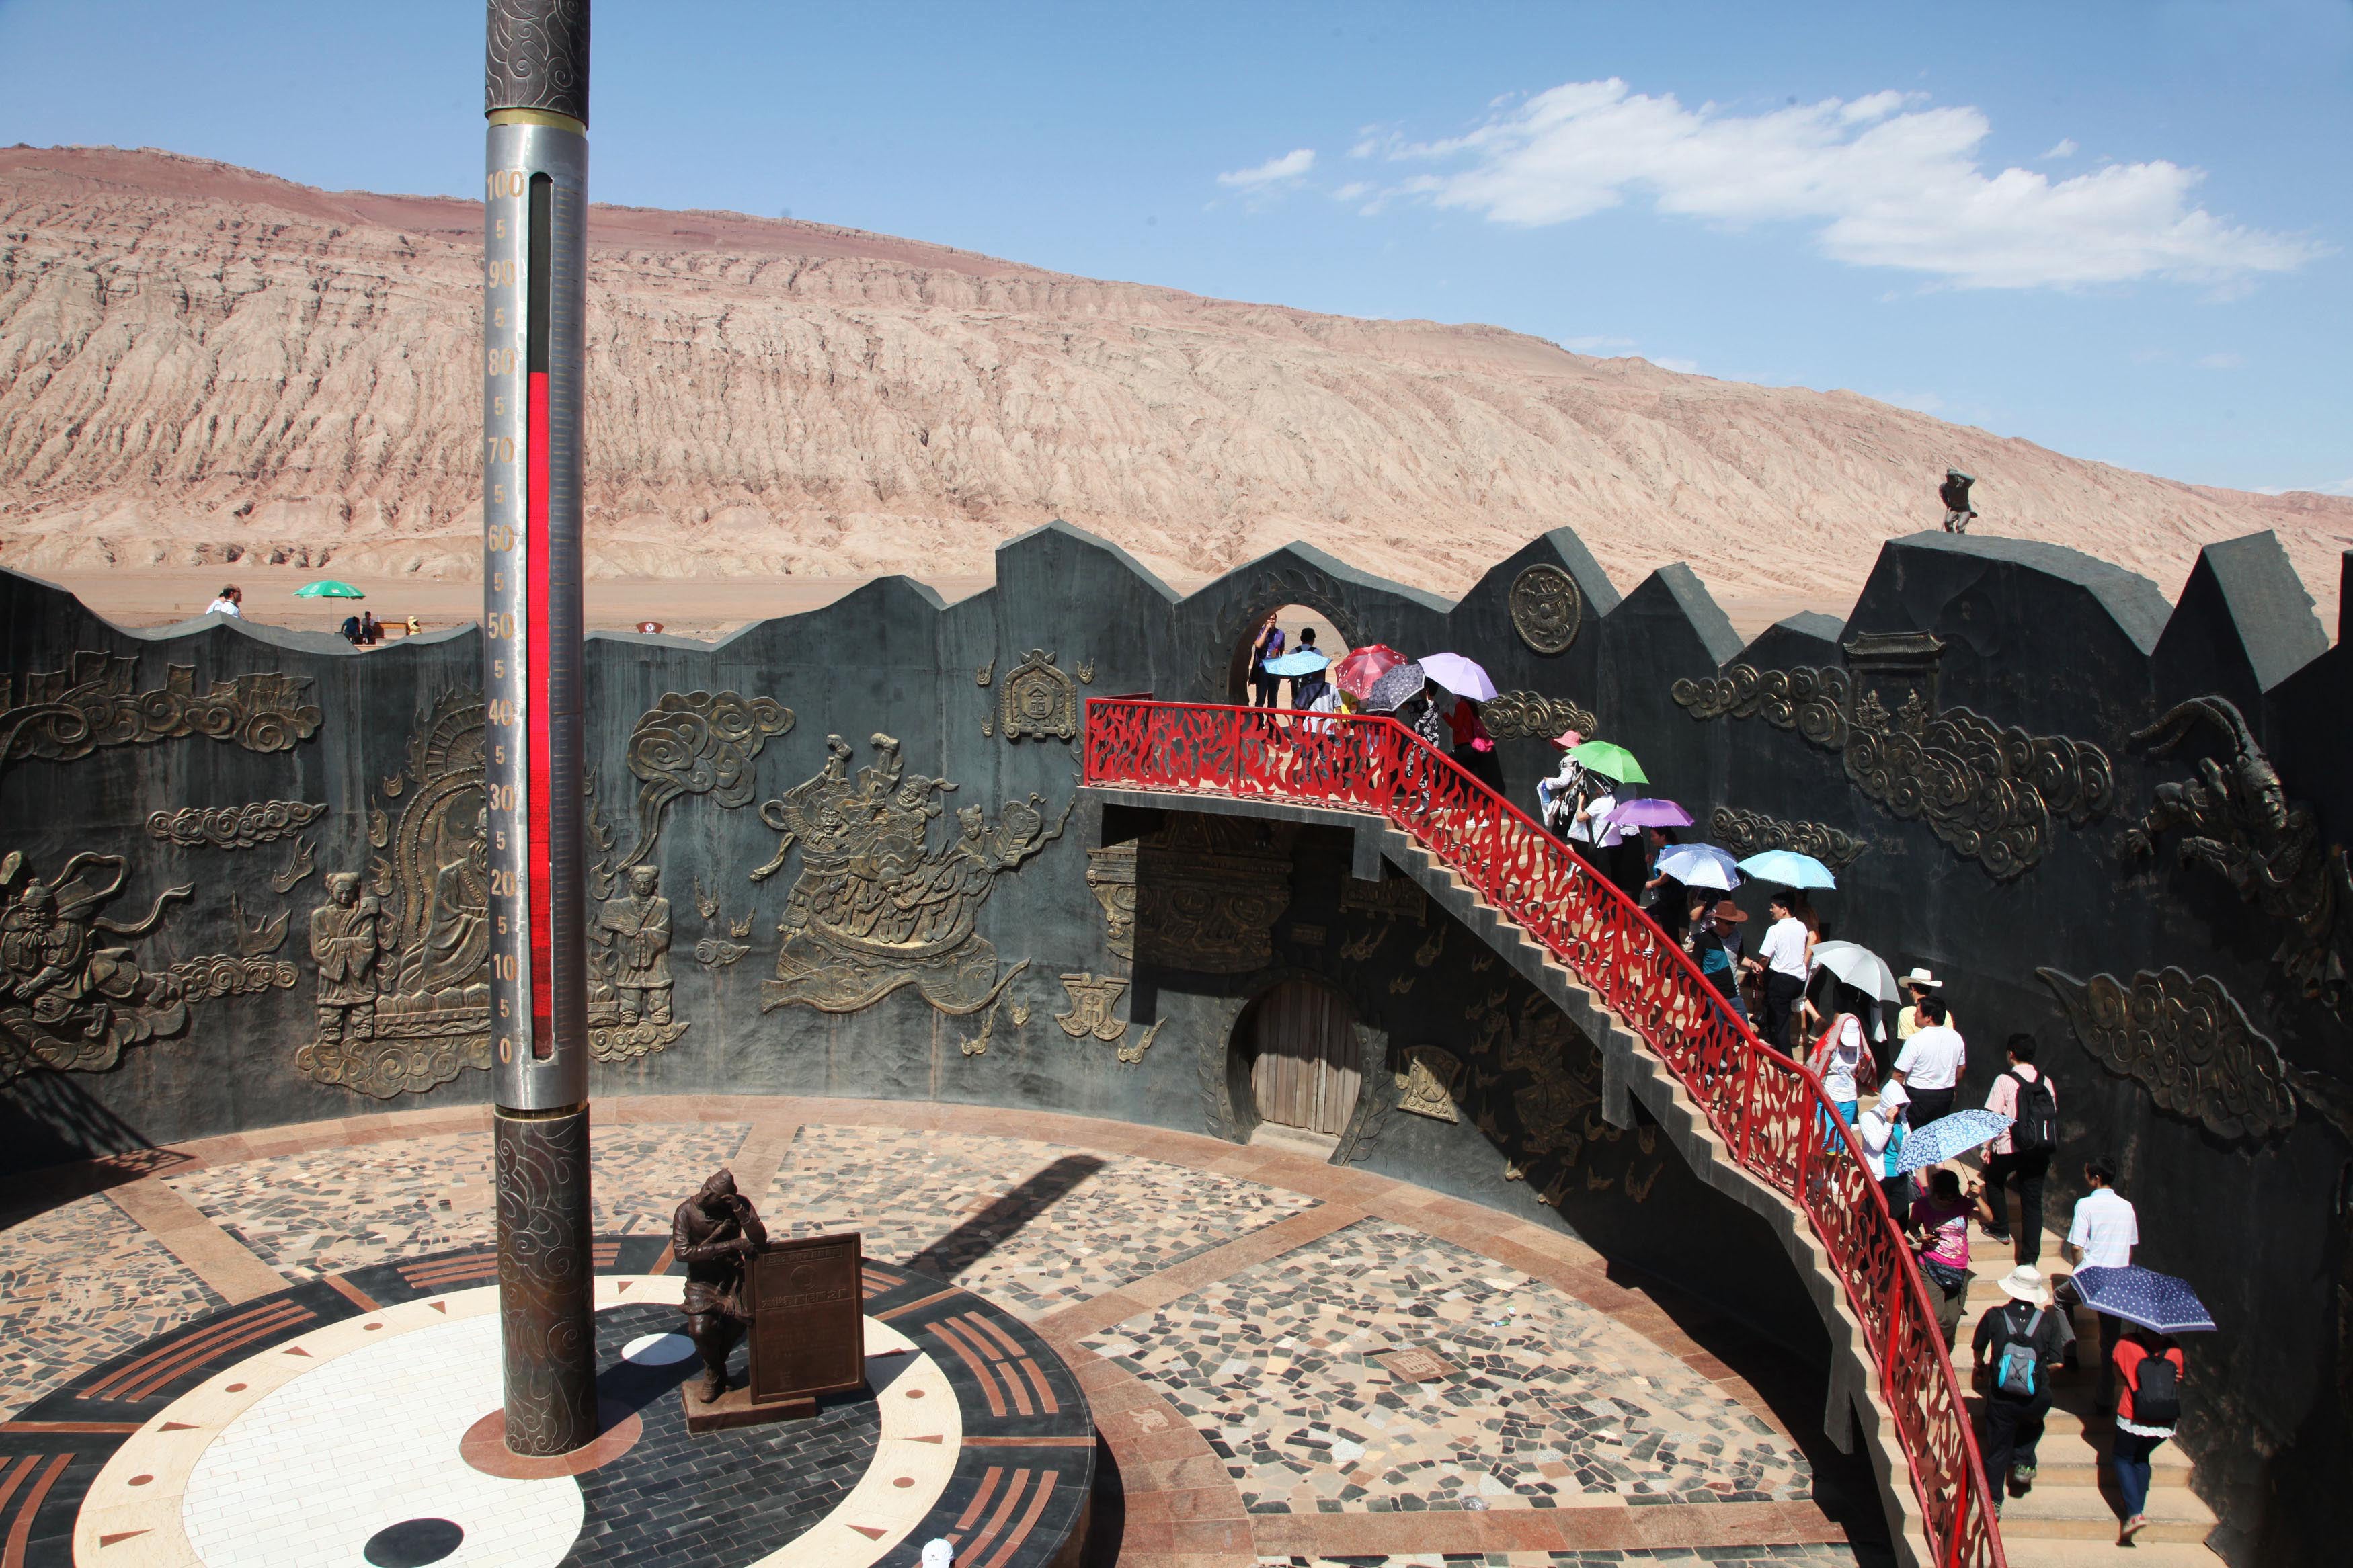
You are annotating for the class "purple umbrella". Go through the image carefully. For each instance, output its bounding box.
[1604,797,1695,829]
[1418,653,1498,704]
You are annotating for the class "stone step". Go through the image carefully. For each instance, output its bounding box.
[1999,1481,2217,1543]
[1999,1537,2224,1568]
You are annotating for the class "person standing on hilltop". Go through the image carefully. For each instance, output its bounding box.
[1249,613,1284,708]
[1940,469,1977,533]
[205,584,243,618]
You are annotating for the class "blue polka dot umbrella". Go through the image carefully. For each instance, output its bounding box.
[1892,1107,2011,1175]
[2071,1265,2217,1335]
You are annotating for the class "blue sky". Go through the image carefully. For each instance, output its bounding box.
[3,0,2346,494]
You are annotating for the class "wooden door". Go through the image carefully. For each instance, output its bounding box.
[1249,980,1361,1135]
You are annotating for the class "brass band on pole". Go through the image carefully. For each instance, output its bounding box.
[485,0,597,1458]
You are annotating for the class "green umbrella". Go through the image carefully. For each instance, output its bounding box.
[1568,740,1647,784]
[294,579,365,599]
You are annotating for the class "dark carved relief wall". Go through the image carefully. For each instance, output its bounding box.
[1672,636,2112,880]
[1482,692,1598,743]
[299,690,492,1098]
[1133,815,1296,974]
[0,851,192,1082]
[616,691,792,871]
[756,733,1069,1018]
[1,651,321,771]
[1710,806,1864,872]
[993,650,1088,742]
[146,801,326,850]
[2038,966,2300,1141]
[2122,696,2353,1018]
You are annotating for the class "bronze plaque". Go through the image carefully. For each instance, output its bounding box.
[747,1232,865,1404]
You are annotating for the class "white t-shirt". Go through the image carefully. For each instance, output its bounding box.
[1757,916,1809,980]
[1815,1015,1866,1100]
[206,597,242,618]
[1894,1024,1967,1090]
[1570,792,1622,848]
[2069,1188,2138,1268]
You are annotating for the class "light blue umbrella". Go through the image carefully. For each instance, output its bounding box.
[1893,1108,2011,1174]
[1262,649,1330,677]
[1656,843,1742,891]
[2072,1265,2216,1335]
[1736,848,1837,889]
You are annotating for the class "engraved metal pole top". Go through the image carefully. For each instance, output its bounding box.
[485,0,597,1457]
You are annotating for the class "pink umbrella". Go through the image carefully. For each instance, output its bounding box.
[1332,643,1406,701]
[1603,797,1695,828]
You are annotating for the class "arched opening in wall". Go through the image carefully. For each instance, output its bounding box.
[1227,605,1353,707]
[1238,977,1361,1139]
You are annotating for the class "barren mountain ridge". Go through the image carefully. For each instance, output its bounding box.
[3,145,2345,624]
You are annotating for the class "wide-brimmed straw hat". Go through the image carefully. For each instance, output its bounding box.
[1997,1264,2055,1307]
[1549,729,1584,749]
[1709,899,1749,923]
[1901,967,1944,989]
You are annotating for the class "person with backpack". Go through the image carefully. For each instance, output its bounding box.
[1981,1033,2057,1262]
[2111,1323,2185,1544]
[1972,1264,2071,1510]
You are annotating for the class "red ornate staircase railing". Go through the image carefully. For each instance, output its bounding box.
[1083,697,2004,1568]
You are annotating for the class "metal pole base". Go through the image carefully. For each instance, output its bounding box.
[495,1105,598,1454]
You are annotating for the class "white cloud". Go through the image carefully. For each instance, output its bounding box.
[2196,352,2245,369]
[1332,181,1372,202]
[2258,479,2353,497]
[2042,138,2079,159]
[1562,335,1637,354]
[1652,357,1701,374]
[1218,148,1316,189]
[1380,79,2321,288]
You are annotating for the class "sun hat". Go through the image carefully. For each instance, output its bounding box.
[1709,899,1749,923]
[1549,729,1583,749]
[1901,967,1944,988]
[922,1542,955,1568]
[1997,1264,2055,1307]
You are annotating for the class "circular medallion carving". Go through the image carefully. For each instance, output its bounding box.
[1509,564,1583,655]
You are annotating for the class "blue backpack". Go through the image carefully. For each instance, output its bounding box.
[1995,1306,2046,1397]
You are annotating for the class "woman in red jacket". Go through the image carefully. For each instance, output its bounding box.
[2111,1324,2185,1544]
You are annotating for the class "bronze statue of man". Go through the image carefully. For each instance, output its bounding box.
[672,1168,768,1402]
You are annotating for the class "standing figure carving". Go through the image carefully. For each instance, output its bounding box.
[307,872,390,1059]
[2122,694,2353,1014]
[672,1169,768,1403]
[0,850,190,1081]
[596,864,674,1026]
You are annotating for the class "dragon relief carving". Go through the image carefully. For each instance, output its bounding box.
[0,850,193,1083]
[1671,637,2110,880]
[1710,806,1866,871]
[2038,966,2299,1141]
[1,651,321,774]
[755,733,1070,1018]
[2120,696,2353,1016]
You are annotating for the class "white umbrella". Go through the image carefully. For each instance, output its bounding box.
[1810,940,1900,1003]
[1655,843,1741,891]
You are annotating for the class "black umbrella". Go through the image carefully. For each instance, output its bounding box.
[1365,661,1427,714]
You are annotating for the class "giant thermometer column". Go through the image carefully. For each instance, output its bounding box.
[483,0,597,1457]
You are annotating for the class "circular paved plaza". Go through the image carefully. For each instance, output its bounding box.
[0,1098,1876,1567]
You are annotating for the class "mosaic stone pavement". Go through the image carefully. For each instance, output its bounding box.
[0,1191,225,1421]
[761,1124,1322,1317]
[1086,1219,1810,1514]
[162,1122,751,1278]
